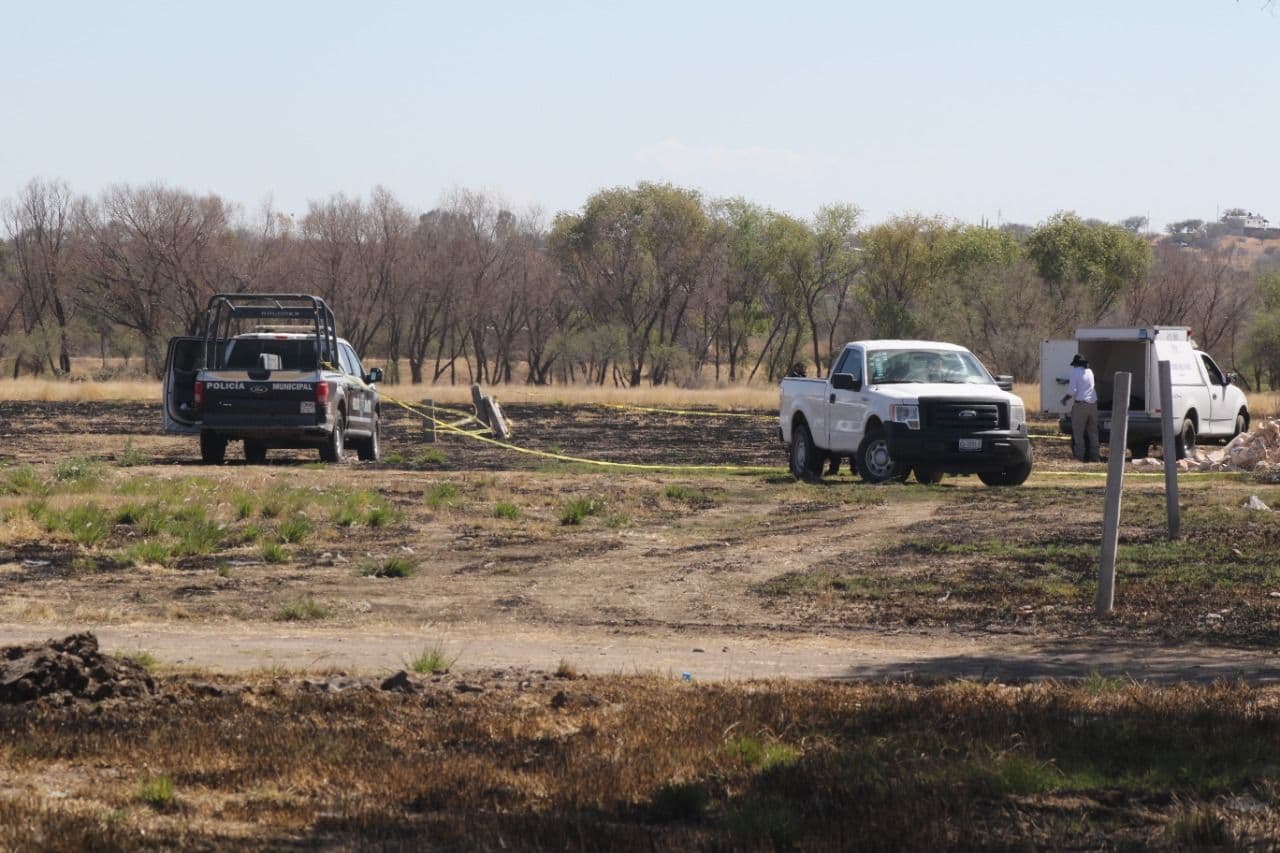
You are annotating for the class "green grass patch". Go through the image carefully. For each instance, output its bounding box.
[276,515,312,544]
[117,438,147,467]
[119,650,159,671]
[730,736,802,771]
[359,556,416,578]
[405,644,453,674]
[120,539,172,567]
[560,495,606,525]
[491,501,522,520]
[136,774,175,809]
[425,482,459,510]
[53,456,105,490]
[412,450,446,467]
[1,464,47,496]
[275,597,329,621]
[259,541,286,563]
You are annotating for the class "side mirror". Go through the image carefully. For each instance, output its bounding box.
[1224,372,1235,386]
[830,372,861,392]
[995,374,1014,392]
[365,367,383,384]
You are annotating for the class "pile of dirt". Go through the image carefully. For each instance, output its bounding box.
[0,633,156,704]
[1130,419,1280,474]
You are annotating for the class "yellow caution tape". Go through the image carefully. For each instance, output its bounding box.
[601,403,773,420]
[384,395,782,474]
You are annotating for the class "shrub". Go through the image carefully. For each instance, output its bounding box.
[412,450,445,467]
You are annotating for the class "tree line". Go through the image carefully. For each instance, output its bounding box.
[2,177,1277,388]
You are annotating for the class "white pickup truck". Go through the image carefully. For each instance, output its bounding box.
[1041,326,1249,459]
[780,340,1032,486]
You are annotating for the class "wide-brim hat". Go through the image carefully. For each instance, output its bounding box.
[1070,354,1087,367]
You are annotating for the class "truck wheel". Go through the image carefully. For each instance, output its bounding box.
[1233,410,1249,439]
[978,459,1033,487]
[855,426,908,484]
[1126,439,1151,460]
[320,417,346,464]
[243,440,268,465]
[199,431,226,465]
[788,422,824,481]
[914,467,944,485]
[356,416,381,462]
[1175,418,1196,460]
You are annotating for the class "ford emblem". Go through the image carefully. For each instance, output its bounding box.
[251,384,269,394]
[959,409,977,419]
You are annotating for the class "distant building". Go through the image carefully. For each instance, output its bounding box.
[1222,210,1280,239]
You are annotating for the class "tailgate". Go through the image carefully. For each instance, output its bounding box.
[201,371,322,427]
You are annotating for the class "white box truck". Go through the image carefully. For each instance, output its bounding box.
[1040,326,1249,459]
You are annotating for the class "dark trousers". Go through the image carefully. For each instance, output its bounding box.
[1071,401,1100,462]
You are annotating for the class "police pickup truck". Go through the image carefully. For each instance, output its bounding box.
[163,294,383,464]
[780,340,1032,486]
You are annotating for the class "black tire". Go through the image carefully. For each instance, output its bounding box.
[243,440,268,465]
[320,415,346,464]
[978,459,1033,487]
[356,415,381,462]
[1126,439,1151,460]
[199,431,226,465]
[914,467,944,485]
[1233,410,1249,440]
[855,425,909,484]
[1175,418,1196,460]
[788,422,825,481]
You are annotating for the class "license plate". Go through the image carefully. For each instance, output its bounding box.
[300,401,316,414]
[958,438,982,451]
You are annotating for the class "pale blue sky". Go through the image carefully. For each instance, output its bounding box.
[4,1,1277,228]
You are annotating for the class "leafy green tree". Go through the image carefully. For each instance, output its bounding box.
[1247,272,1280,390]
[1024,212,1151,322]
[859,215,950,339]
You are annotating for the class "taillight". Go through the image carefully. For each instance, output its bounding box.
[315,382,330,405]
[194,380,205,409]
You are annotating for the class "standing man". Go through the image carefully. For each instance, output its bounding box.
[1061,354,1100,462]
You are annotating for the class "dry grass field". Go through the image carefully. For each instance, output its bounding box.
[4,396,1280,846]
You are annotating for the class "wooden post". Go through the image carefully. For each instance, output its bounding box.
[1158,360,1180,540]
[1096,371,1131,616]
[423,398,436,443]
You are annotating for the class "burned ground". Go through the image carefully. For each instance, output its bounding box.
[2,400,1280,846]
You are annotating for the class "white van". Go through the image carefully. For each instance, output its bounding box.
[1040,326,1249,458]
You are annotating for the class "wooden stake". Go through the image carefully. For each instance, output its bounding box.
[1097,371,1131,616]
[1158,360,1180,539]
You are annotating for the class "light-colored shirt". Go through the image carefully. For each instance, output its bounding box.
[1068,366,1097,404]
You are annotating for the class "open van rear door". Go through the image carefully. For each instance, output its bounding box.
[163,337,206,435]
[1040,340,1076,416]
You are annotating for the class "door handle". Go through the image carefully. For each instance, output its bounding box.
[830,394,836,404]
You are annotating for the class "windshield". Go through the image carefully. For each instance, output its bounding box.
[867,348,993,385]
[223,338,317,371]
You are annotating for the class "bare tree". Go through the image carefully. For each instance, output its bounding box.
[2,179,76,373]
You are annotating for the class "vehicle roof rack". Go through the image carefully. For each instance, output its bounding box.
[203,294,339,370]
